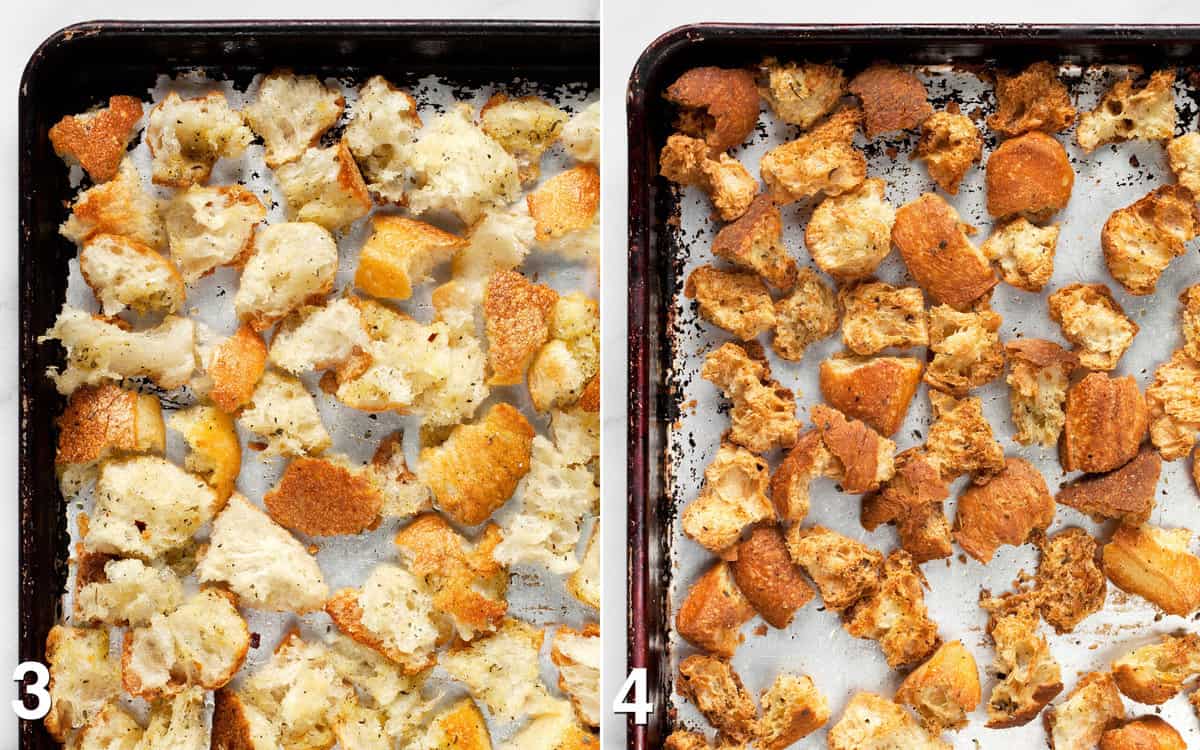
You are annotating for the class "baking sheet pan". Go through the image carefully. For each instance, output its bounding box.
[628,24,1200,749]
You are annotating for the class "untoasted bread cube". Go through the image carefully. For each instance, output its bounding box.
[1044,672,1126,750]
[786,525,883,611]
[1048,283,1138,371]
[169,404,239,501]
[275,140,372,231]
[238,370,330,458]
[264,455,382,536]
[325,563,440,673]
[344,75,421,202]
[551,404,600,466]
[527,165,600,260]
[666,66,759,154]
[756,673,829,750]
[269,298,370,375]
[986,131,1074,221]
[1104,185,1200,295]
[757,58,845,128]
[769,430,833,521]
[484,270,558,385]
[528,292,600,412]
[1168,132,1200,195]
[849,65,933,137]
[418,403,535,525]
[561,101,600,164]
[368,431,433,519]
[55,383,164,496]
[844,550,940,667]
[234,221,338,330]
[1103,523,1200,616]
[447,205,536,286]
[896,641,980,733]
[988,62,1076,136]
[163,184,265,283]
[916,110,982,194]
[983,218,1059,293]
[954,457,1055,564]
[676,562,756,657]
[983,598,1063,728]
[76,557,182,628]
[440,617,546,722]
[244,71,343,167]
[568,525,600,610]
[330,696,390,750]
[49,95,143,183]
[139,687,207,750]
[1111,633,1200,705]
[1060,373,1148,473]
[701,342,799,454]
[1077,70,1176,152]
[892,192,997,309]
[61,158,165,250]
[421,698,492,750]
[354,214,465,301]
[761,107,866,204]
[480,93,568,184]
[145,91,252,187]
[552,625,600,728]
[731,524,814,628]
[828,692,949,750]
[682,444,773,557]
[678,655,757,743]
[1101,717,1186,750]
[78,234,184,317]
[811,403,896,494]
[70,701,143,750]
[325,633,432,733]
[1005,338,1078,447]
[925,303,1005,396]
[861,448,953,563]
[239,632,351,750]
[396,513,507,640]
[505,694,598,750]
[820,356,921,437]
[122,588,249,699]
[202,324,266,414]
[85,455,218,559]
[806,177,895,282]
[839,281,928,355]
[685,265,775,341]
[210,689,278,750]
[711,194,797,290]
[43,626,121,741]
[924,391,1005,482]
[1036,528,1107,633]
[407,103,521,224]
[196,493,328,612]
[1056,445,1160,525]
[771,268,839,361]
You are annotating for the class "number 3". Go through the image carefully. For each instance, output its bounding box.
[12,661,50,720]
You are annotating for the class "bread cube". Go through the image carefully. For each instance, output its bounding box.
[843,550,940,668]
[325,562,440,673]
[169,404,239,502]
[986,131,1074,221]
[421,698,492,750]
[677,655,757,743]
[1060,373,1148,473]
[828,692,949,750]
[568,525,600,611]
[163,184,265,283]
[711,194,796,290]
[924,391,1005,482]
[503,693,598,750]
[982,597,1062,728]
[138,687,207,750]
[771,268,839,361]
[440,618,547,722]
[896,641,981,733]
[839,280,928,355]
[820,356,922,437]
[1056,445,1159,525]
[665,66,759,154]
[860,448,952,563]
[954,457,1054,564]
[701,342,799,454]
[78,234,184,317]
[892,192,997,309]
[916,110,982,194]
[275,140,372,230]
[145,91,253,186]
[70,701,144,750]
[234,221,338,330]
[269,298,370,375]
[1103,523,1200,616]
[805,177,896,282]
[561,101,600,164]
[344,75,421,202]
[1035,528,1107,633]
[1048,283,1138,371]
[756,672,830,750]
[368,431,433,519]
[848,64,933,137]
[730,524,814,628]
[769,430,833,522]
[60,158,164,250]
[203,324,267,413]
[1100,717,1186,750]
[480,93,568,184]
[1005,338,1077,446]
[1077,70,1176,152]
[552,625,600,728]
[983,218,1059,293]
[75,557,182,628]
[244,70,344,167]
[761,107,865,203]
[685,265,775,340]
[264,455,382,536]
[682,444,772,556]
[1044,672,1126,750]
[1103,185,1200,295]
[55,383,164,496]
[988,62,1076,136]
[757,58,845,129]
[49,95,144,182]
[925,303,1005,396]
[483,270,558,385]
[676,562,756,657]
[43,626,121,741]
[1168,132,1200,195]
[1112,633,1200,705]
[528,292,599,412]
[660,134,757,221]
[237,370,330,457]
[785,525,883,611]
[811,403,896,494]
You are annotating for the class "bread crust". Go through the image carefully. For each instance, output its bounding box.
[954,457,1055,564]
[810,404,896,494]
[1056,445,1160,525]
[324,587,437,674]
[484,270,558,386]
[1060,373,1148,474]
[895,640,981,733]
[988,62,1077,136]
[848,65,933,137]
[677,655,757,743]
[819,356,922,437]
[1111,633,1200,705]
[527,164,600,242]
[711,194,797,291]
[49,96,144,183]
[665,67,760,154]
[264,456,383,536]
[769,430,832,521]
[1103,523,1200,616]
[1100,717,1187,750]
[986,131,1074,220]
[676,562,756,657]
[891,193,997,309]
[211,689,262,750]
[730,524,814,628]
[55,383,164,471]
[860,448,952,563]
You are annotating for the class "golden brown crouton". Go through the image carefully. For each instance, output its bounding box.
[819,356,922,437]
[1036,528,1107,633]
[1044,672,1126,750]
[860,449,952,563]
[925,391,1006,482]
[60,158,164,250]
[1168,132,1200,195]
[769,430,833,521]
[685,265,776,340]
[480,94,567,184]
[483,270,558,386]
[757,673,830,750]
[925,303,1005,396]
[1048,283,1139,372]
[954,457,1055,564]
[760,107,866,204]
[1056,445,1160,525]
[981,596,1063,728]
[528,292,600,413]
[730,524,814,628]
[1103,185,1200,295]
[700,342,799,454]
[1112,633,1200,705]
[771,268,839,361]
[418,403,535,526]
[892,192,998,309]
[676,562,756,658]
[528,164,601,243]
[422,697,493,750]
[1148,390,1196,462]
[682,444,774,556]
[1147,349,1200,451]
[1101,717,1187,750]
[848,65,933,138]
[916,110,982,194]
[325,564,439,673]
[1180,284,1200,361]
[711,194,797,291]
[828,692,950,750]
[805,178,896,282]
[205,324,267,415]
[659,135,758,221]
[1005,338,1078,447]
[44,626,121,742]
[988,62,1077,136]
[811,404,896,494]
[354,214,465,301]
[986,131,1075,221]
[664,731,711,750]
[677,655,758,743]
[896,640,980,734]
[785,525,883,611]
[1103,523,1200,616]
[666,67,760,154]
[1077,70,1177,153]
[839,280,928,355]
[264,456,382,536]
[551,624,600,728]
[983,218,1059,293]
[1060,373,1148,473]
[170,405,240,503]
[49,95,143,183]
[844,550,940,667]
[757,59,845,128]
[55,383,164,495]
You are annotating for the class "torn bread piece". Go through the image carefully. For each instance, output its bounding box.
[1048,283,1138,371]
[916,109,983,194]
[771,268,839,361]
[1103,523,1200,616]
[770,430,833,522]
[730,524,815,628]
[561,101,600,164]
[760,107,866,204]
[848,65,933,138]
[1005,338,1078,447]
[820,356,922,437]
[924,391,1005,482]
[138,686,207,750]
[528,292,600,412]
[811,403,896,494]
[685,265,775,341]
[925,302,1005,396]
[843,550,940,668]
[1168,132,1200,196]
[244,70,344,168]
[981,595,1063,728]
[568,524,600,610]
[275,140,372,230]
[1060,372,1148,474]
[860,448,952,563]
[805,177,896,282]
[1146,349,1200,454]
[896,640,981,734]
[1112,633,1200,705]
[78,234,185,317]
[985,131,1074,221]
[324,633,435,745]
[1035,528,1107,634]
[344,75,421,203]
[839,280,928,355]
[828,692,949,750]
[1056,445,1160,525]
[677,655,758,743]
[551,401,600,466]
[43,626,121,742]
[169,404,239,502]
[983,218,1059,293]
[480,94,568,184]
[49,95,143,183]
[368,432,432,520]
[527,165,601,259]
[757,58,845,129]
[326,562,441,673]
[659,134,757,221]
[75,557,183,628]
[1100,717,1186,750]
[1044,673,1126,750]
[69,701,144,750]
[665,66,760,154]
[988,62,1077,136]
[1103,184,1200,295]
[786,525,883,611]
[60,158,164,250]
[234,221,338,331]
[1077,70,1176,153]
[701,342,799,454]
[420,698,492,750]
[892,192,997,309]
[264,455,383,536]
[954,457,1055,564]
[196,493,328,612]
[163,184,265,283]
[711,193,797,291]
[237,370,330,458]
[440,617,547,722]
[682,443,772,557]
[355,214,465,301]
[552,625,600,729]
[201,323,266,414]
[144,91,253,187]
[268,297,370,375]
[504,693,598,750]
[676,561,756,658]
[757,673,830,750]
[55,383,164,496]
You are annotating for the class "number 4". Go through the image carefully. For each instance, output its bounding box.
[612,667,652,725]
[12,661,50,721]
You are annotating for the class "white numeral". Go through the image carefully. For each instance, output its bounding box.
[12,661,50,720]
[612,667,652,725]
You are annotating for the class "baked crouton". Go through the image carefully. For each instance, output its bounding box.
[1181,284,1200,361]
[1103,185,1200,295]
[982,597,1063,728]
[839,280,928,355]
[139,687,207,750]
[568,525,600,610]
[986,131,1074,221]
[419,698,492,750]
[892,192,997,309]
[49,95,143,183]
[954,457,1055,564]
[988,62,1077,136]
[676,562,756,657]
[1167,132,1200,195]
[756,673,829,750]
[344,75,421,202]
[665,67,760,154]
[1103,523,1200,616]
[1146,349,1200,458]
[528,292,600,412]
[144,91,252,187]
[483,270,558,385]
[1077,70,1176,153]
[1060,373,1148,473]
[925,303,1005,396]
[169,404,239,501]
[1028,528,1106,633]
[326,562,440,673]
[1056,445,1160,525]
[527,164,601,258]
[924,391,1006,482]
[1112,633,1200,705]
[896,640,981,733]
[828,692,949,750]
[70,701,144,750]
[769,430,833,521]
[264,455,383,536]
[562,101,600,164]
[354,214,465,301]
[275,139,372,231]
[440,617,546,722]
[730,524,815,628]
[480,94,568,184]
[43,626,121,741]
[1101,717,1186,750]
[860,448,952,563]
[757,58,845,129]
[711,194,797,290]
[503,694,598,750]
[659,134,757,221]
[983,218,1059,292]
[1044,672,1126,750]
[75,557,182,628]
[760,107,866,204]
[79,234,184,317]
[237,370,330,457]
[916,110,983,194]
[785,525,883,611]
[268,298,370,375]
[1005,338,1078,447]
[677,655,758,743]
[163,184,265,283]
[805,177,896,282]
[682,444,773,556]
[244,71,344,167]
[820,356,921,437]
[551,402,601,466]
[234,221,338,330]
[700,342,799,453]
[60,158,164,250]
[844,550,940,667]
[684,265,776,341]
[811,404,896,494]
[55,383,164,496]
[771,268,839,361]
[663,731,713,750]
[848,65,933,137]
[1048,283,1139,371]
[196,492,328,612]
